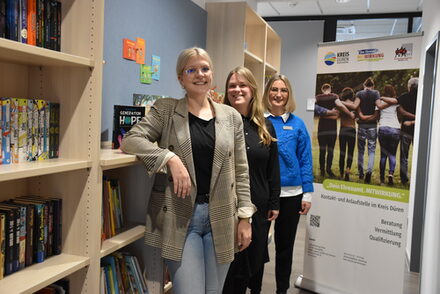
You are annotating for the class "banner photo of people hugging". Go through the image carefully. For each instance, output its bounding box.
[313,69,419,189]
[296,34,422,294]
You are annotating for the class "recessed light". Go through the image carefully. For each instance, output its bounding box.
[335,0,351,3]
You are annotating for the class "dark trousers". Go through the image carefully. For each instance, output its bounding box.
[378,127,400,180]
[339,127,356,175]
[275,195,303,292]
[400,131,413,183]
[318,129,337,173]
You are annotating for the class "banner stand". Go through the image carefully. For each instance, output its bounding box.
[295,275,345,294]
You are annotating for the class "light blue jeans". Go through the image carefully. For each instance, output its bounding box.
[164,203,230,294]
[357,127,377,175]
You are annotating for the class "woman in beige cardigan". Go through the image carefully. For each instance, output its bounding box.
[121,47,255,294]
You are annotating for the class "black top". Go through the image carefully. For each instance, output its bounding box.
[188,112,215,196]
[316,93,338,131]
[398,89,418,136]
[356,89,380,127]
[242,116,280,213]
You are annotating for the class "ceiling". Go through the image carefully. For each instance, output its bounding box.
[256,0,423,17]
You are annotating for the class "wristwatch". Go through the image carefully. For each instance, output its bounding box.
[239,217,252,224]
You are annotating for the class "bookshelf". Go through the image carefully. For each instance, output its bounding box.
[0,0,104,292]
[206,1,281,95]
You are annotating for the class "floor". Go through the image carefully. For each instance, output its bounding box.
[256,216,420,294]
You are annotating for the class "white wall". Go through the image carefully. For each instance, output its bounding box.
[417,0,440,292]
[268,20,324,133]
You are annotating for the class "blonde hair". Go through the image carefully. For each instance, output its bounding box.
[224,67,275,146]
[263,74,296,114]
[176,47,213,76]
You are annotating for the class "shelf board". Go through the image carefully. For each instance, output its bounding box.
[0,159,92,182]
[265,62,278,73]
[0,38,94,68]
[244,49,263,64]
[100,225,146,258]
[0,253,89,294]
[100,149,140,170]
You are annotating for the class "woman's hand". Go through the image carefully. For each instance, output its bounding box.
[166,155,191,198]
[237,219,252,251]
[267,210,279,221]
[299,201,311,215]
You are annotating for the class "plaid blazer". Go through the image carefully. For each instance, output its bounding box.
[121,97,254,264]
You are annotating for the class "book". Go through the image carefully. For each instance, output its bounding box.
[18,98,28,162]
[36,99,49,160]
[27,99,38,161]
[151,55,160,81]
[19,0,27,43]
[1,98,11,165]
[5,0,19,41]
[135,37,145,65]
[140,64,152,84]
[36,0,44,47]
[10,98,19,164]
[27,0,36,45]
[112,105,145,149]
[0,212,5,279]
[10,199,34,266]
[133,94,166,113]
[48,102,60,159]
[0,0,6,38]
[0,202,27,270]
[0,205,19,274]
[122,38,136,61]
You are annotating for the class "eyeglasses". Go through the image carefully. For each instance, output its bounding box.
[184,66,211,75]
[270,87,289,93]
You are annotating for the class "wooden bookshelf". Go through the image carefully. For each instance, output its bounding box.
[0,0,105,292]
[206,2,281,94]
[100,225,146,258]
[0,254,89,294]
[100,149,140,170]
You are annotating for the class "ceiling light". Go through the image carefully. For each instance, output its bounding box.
[335,0,351,3]
[288,1,298,7]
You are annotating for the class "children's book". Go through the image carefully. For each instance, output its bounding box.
[140,64,152,84]
[2,98,11,164]
[18,98,28,162]
[112,105,145,149]
[133,94,167,113]
[122,38,136,61]
[10,98,19,163]
[27,0,36,45]
[151,55,160,81]
[135,37,145,65]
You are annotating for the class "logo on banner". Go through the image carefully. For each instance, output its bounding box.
[324,52,336,65]
[394,43,413,61]
[357,48,384,62]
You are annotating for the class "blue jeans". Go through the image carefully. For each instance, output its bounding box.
[164,203,230,294]
[400,131,413,183]
[378,127,400,179]
[357,127,377,175]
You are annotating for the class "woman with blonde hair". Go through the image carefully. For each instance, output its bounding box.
[222,66,280,294]
[263,74,313,294]
[122,48,256,294]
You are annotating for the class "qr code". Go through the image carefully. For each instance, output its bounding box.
[310,215,320,227]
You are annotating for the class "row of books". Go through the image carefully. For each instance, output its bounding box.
[0,195,62,279]
[101,252,149,294]
[0,0,62,51]
[1,97,60,165]
[35,279,69,294]
[102,178,124,241]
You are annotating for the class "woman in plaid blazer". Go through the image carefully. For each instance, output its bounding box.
[121,47,256,294]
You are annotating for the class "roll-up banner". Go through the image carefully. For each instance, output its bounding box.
[296,34,422,294]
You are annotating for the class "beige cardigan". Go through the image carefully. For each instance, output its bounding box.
[121,97,255,264]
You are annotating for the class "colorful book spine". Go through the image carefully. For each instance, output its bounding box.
[18,98,28,162]
[0,208,14,275]
[27,99,38,161]
[0,213,5,279]
[19,0,27,43]
[48,102,59,158]
[36,99,48,160]
[26,0,36,45]
[36,0,43,47]
[5,0,19,41]
[1,98,11,165]
[10,98,19,164]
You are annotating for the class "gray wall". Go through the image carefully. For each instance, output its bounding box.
[268,20,324,134]
[102,0,207,140]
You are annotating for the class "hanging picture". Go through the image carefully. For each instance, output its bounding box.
[152,55,160,81]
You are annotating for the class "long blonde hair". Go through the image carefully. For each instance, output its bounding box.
[224,66,275,146]
[263,74,296,114]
